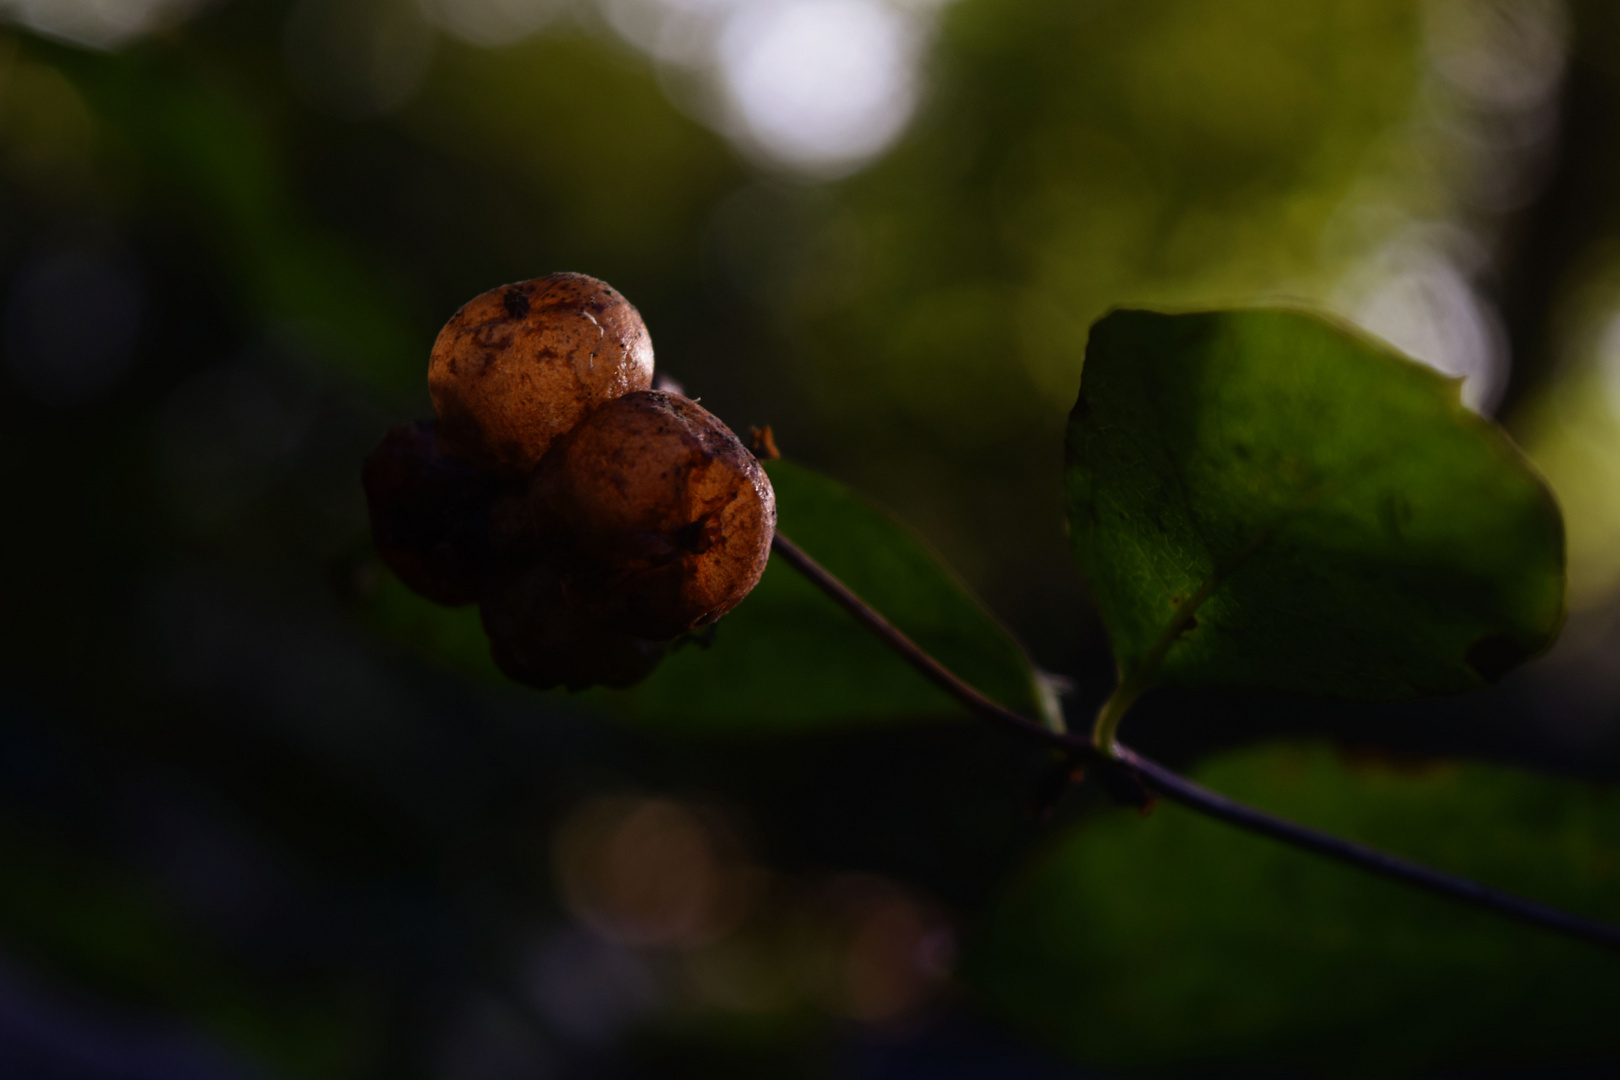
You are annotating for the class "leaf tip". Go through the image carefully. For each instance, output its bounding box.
[1463,632,1534,684]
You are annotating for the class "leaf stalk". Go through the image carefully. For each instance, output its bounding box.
[1090,679,1141,758]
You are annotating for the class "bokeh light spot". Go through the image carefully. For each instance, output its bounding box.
[717,0,921,177]
[553,794,757,949]
[418,0,564,48]
[0,0,209,50]
[1338,227,1508,412]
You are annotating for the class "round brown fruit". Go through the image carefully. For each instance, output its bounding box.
[362,420,506,606]
[428,273,655,474]
[480,563,666,691]
[530,390,776,640]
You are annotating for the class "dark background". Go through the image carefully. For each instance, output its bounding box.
[5,0,1620,1076]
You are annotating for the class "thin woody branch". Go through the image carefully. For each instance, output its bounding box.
[769,531,1620,953]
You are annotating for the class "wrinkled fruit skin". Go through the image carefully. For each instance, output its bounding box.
[480,563,666,691]
[428,273,655,474]
[362,420,507,606]
[530,390,776,640]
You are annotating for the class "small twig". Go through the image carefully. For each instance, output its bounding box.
[1114,746,1620,950]
[770,530,1620,952]
[771,533,1059,746]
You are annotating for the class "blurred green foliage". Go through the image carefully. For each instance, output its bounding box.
[794,0,1422,609]
[970,743,1620,1075]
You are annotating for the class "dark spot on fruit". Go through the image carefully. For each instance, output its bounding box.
[1465,633,1531,682]
[503,288,530,318]
[675,517,715,554]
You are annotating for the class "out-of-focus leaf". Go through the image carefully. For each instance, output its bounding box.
[363,459,1045,731]
[1067,308,1564,701]
[967,743,1620,1074]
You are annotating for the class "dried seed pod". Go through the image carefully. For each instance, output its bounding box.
[362,420,506,606]
[428,273,655,474]
[530,390,776,640]
[480,563,666,691]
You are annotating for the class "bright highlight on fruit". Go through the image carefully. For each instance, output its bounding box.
[428,273,655,474]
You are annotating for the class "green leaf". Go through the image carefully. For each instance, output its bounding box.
[1067,308,1564,701]
[362,459,1046,732]
[967,743,1620,1074]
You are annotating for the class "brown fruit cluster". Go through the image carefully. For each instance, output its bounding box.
[363,273,776,691]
